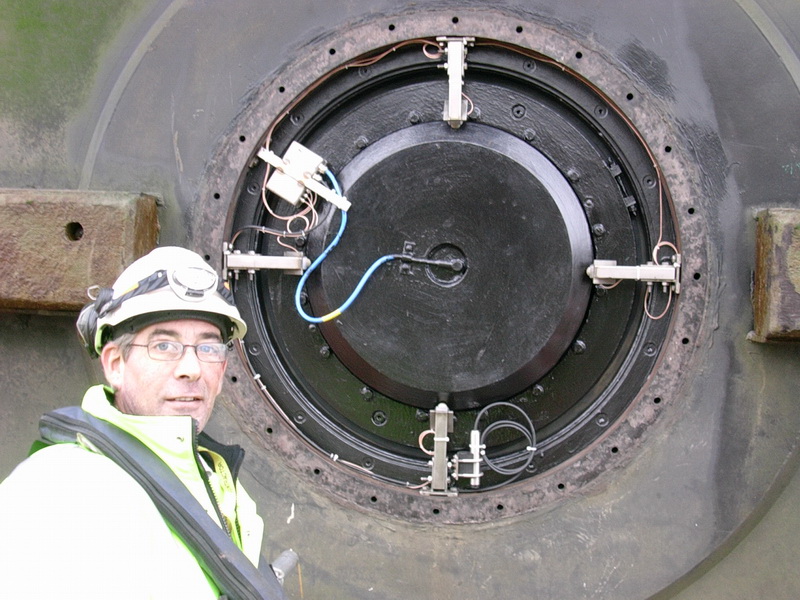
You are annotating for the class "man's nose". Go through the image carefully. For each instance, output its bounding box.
[174,345,203,378]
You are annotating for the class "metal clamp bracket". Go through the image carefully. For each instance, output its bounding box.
[437,36,475,129]
[452,429,484,489]
[257,141,351,212]
[223,244,310,279]
[586,255,681,293]
[420,402,457,496]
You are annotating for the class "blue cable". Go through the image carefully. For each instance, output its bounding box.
[294,169,397,323]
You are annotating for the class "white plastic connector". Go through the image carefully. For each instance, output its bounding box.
[258,142,351,211]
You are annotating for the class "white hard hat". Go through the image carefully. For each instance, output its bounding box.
[78,247,246,356]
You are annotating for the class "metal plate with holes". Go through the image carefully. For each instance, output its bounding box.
[196,12,705,523]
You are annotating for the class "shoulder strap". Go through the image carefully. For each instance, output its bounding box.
[39,406,287,600]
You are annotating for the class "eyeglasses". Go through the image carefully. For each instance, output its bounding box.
[128,340,228,363]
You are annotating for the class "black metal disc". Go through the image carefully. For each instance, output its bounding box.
[308,123,592,409]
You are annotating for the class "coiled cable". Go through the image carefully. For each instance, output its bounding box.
[474,401,537,477]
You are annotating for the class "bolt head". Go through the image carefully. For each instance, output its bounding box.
[572,340,587,354]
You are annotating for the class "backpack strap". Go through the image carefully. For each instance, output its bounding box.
[39,406,287,600]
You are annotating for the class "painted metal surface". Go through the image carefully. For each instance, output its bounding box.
[1,1,799,598]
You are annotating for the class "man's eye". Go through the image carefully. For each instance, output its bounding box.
[197,343,224,355]
[152,341,178,353]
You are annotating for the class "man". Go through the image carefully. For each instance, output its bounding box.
[0,247,285,599]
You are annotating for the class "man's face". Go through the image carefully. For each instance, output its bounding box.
[100,319,228,432]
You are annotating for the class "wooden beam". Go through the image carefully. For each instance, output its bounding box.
[0,189,159,312]
[751,208,800,342]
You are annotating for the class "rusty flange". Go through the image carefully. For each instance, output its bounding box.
[193,7,711,524]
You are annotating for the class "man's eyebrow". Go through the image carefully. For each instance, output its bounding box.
[197,332,224,342]
[146,328,223,342]
[146,327,180,340]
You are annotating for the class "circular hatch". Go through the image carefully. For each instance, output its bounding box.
[222,34,682,520]
[309,123,593,409]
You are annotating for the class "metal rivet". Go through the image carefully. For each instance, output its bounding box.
[592,223,607,237]
[572,340,587,354]
[372,411,388,426]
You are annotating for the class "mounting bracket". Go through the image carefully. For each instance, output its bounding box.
[223,244,310,279]
[419,402,457,496]
[586,255,681,294]
[437,36,475,129]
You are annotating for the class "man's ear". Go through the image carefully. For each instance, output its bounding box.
[100,343,125,390]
